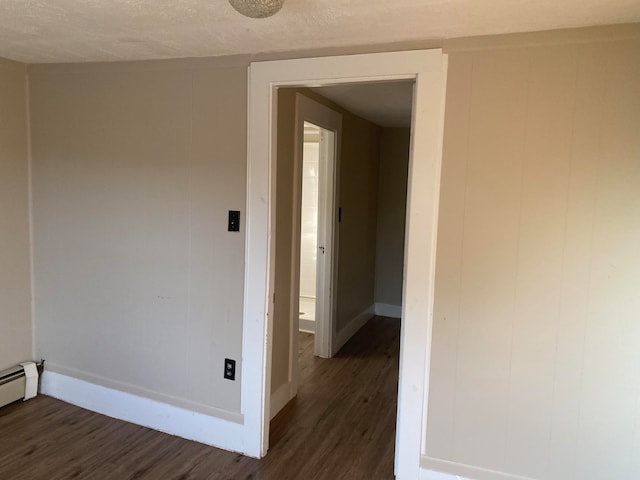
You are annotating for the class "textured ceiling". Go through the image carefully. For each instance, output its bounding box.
[0,0,638,64]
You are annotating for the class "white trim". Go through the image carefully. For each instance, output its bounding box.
[243,50,448,471]
[375,302,402,319]
[269,381,295,420]
[421,457,536,480]
[43,362,243,423]
[299,318,316,334]
[393,55,449,479]
[41,371,244,454]
[419,468,469,480]
[333,304,375,356]
[242,60,274,458]
[416,54,449,465]
[314,123,337,358]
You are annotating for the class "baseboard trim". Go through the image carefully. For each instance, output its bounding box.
[420,468,469,480]
[43,361,243,423]
[41,371,245,454]
[270,381,295,420]
[375,302,402,319]
[421,456,537,480]
[333,304,375,356]
[299,318,316,333]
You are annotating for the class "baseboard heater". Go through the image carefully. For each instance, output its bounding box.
[0,361,44,409]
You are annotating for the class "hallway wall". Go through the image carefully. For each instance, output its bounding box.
[374,127,411,313]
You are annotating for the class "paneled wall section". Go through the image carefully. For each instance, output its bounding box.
[426,39,640,480]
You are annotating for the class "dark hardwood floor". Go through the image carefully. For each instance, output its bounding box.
[0,316,400,480]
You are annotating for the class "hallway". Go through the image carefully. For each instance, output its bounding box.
[269,315,400,479]
[0,316,400,480]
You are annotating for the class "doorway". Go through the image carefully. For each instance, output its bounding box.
[293,94,342,361]
[298,122,324,336]
[269,80,415,478]
[241,50,448,479]
[268,92,342,420]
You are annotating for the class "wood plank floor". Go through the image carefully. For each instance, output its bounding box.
[0,316,400,480]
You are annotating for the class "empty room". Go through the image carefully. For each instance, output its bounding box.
[1,2,639,480]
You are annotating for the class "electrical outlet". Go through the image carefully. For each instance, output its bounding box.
[224,358,236,381]
[228,210,240,232]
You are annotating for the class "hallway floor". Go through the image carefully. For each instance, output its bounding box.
[0,316,400,480]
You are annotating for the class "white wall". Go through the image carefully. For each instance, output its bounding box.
[425,36,640,480]
[0,57,32,371]
[299,139,320,299]
[29,61,247,418]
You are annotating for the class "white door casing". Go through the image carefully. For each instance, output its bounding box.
[242,50,448,479]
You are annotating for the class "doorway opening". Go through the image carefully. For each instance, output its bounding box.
[292,94,342,361]
[268,80,416,477]
[298,122,324,336]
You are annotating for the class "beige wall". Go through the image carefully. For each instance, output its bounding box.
[29,63,247,417]
[426,37,640,480]
[271,88,380,395]
[23,24,640,479]
[271,88,297,394]
[374,127,410,308]
[335,107,381,332]
[0,57,32,371]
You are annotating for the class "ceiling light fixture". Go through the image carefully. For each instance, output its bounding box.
[228,0,285,18]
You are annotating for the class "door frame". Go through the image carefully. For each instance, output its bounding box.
[241,50,448,479]
[294,94,342,360]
